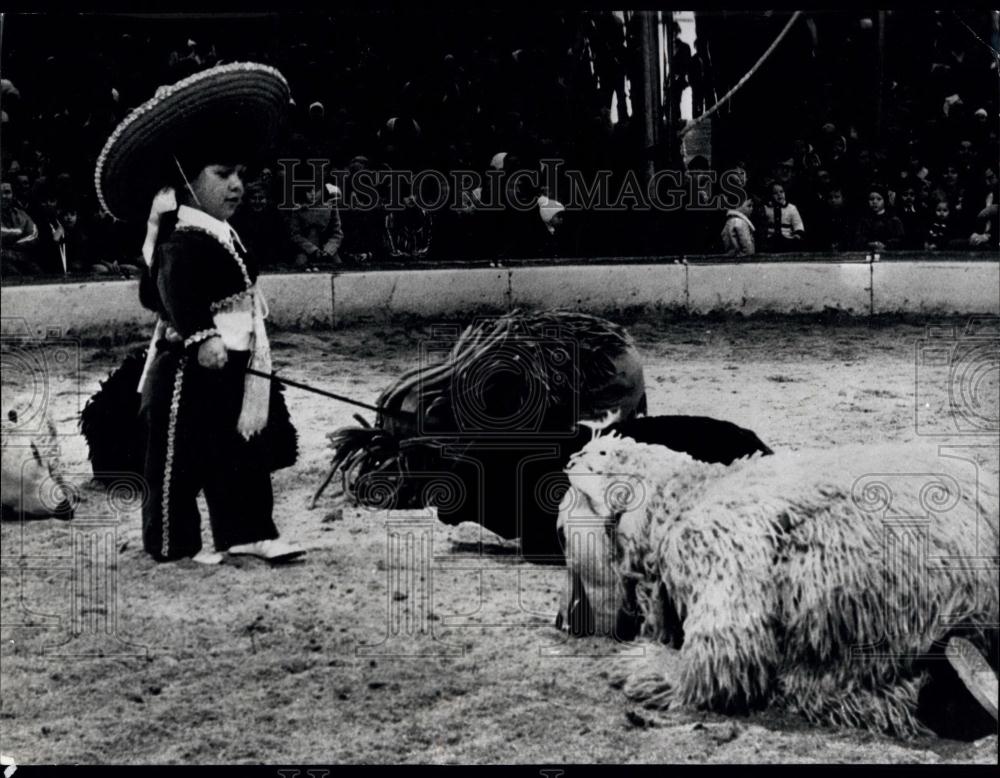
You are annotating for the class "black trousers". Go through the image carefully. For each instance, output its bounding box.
[140,348,278,561]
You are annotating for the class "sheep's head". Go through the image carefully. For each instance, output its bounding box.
[557,433,704,640]
[557,433,660,639]
[1,411,75,520]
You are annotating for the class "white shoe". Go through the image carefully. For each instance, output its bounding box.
[226,538,306,563]
[191,549,223,565]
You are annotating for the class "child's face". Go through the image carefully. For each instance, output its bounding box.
[901,189,916,207]
[14,175,30,199]
[189,163,246,221]
[248,188,268,212]
[868,192,885,213]
[944,166,959,185]
[59,210,78,228]
[771,185,786,206]
[935,201,950,219]
[828,190,844,208]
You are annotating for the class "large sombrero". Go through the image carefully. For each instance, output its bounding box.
[95,62,291,222]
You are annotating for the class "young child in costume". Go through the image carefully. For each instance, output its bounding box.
[94,63,304,565]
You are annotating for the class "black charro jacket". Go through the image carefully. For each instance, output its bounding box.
[139,222,260,346]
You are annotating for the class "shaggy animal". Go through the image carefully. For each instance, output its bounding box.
[79,348,147,485]
[558,435,999,739]
[80,347,298,484]
[603,415,773,465]
[1,410,74,520]
[318,310,649,556]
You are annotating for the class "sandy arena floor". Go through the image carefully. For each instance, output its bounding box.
[1,315,997,764]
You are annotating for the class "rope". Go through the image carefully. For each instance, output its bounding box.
[950,11,1000,63]
[679,11,803,138]
[244,366,412,420]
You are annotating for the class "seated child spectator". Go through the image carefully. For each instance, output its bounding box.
[385,193,433,260]
[12,171,34,212]
[284,178,344,267]
[799,168,832,235]
[965,165,998,224]
[536,195,570,258]
[231,179,296,267]
[812,186,853,251]
[720,197,756,257]
[932,161,968,228]
[763,182,805,251]
[924,199,957,250]
[58,202,95,273]
[854,186,905,251]
[965,204,998,250]
[32,184,69,274]
[339,156,387,264]
[896,184,924,249]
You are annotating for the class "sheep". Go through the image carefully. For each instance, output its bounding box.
[557,434,999,738]
[1,410,74,520]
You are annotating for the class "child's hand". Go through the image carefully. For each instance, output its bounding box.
[148,187,177,224]
[198,336,228,369]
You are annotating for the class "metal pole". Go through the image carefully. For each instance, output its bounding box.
[662,11,673,162]
[875,11,886,141]
[636,10,662,181]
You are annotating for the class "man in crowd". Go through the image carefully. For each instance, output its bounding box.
[1,180,41,275]
[284,177,344,267]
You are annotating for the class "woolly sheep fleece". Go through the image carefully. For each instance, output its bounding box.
[1,412,69,518]
[558,435,999,737]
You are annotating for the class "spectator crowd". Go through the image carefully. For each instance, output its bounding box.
[1,11,997,279]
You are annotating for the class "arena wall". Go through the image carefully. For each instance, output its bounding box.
[685,262,873,315]
[2,255,997,337]
[332,268,509,320]
[508,263,687,312]
[871,261,1000,316]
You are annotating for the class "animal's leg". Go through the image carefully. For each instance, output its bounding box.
[661,541,782,713]
[774,666,929,738]
[612,641,682,710]
[672,616,781,713]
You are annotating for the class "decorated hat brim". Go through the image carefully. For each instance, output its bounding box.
[95,62,291,222]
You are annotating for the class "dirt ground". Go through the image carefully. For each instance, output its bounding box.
[1,315,997,765]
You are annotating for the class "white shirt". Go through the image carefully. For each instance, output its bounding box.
[176,205,253,351]
[176,205,248,253]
